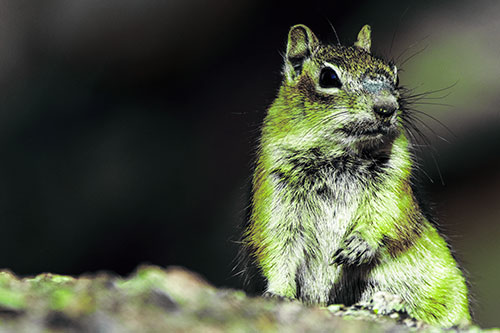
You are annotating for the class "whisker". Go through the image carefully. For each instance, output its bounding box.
[401,123,435,183]
[405,112,448,144]
[410,101,454,108]
[407,109,456,138]
[402,117,435,152]
[430,152,445,186]
[399,44,428,67]
[402,104,450,186]
[401,81,458,99]
[326,18,341,45]
[405,91,452,101]
[389,6,410,56]
[396,35,430,63]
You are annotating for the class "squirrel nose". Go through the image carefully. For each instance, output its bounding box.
[373,104,397,118]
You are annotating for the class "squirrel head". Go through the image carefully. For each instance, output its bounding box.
[267,24,403,156]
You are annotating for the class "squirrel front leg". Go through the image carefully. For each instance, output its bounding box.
[331,188,421,266]
[261,246,302,298]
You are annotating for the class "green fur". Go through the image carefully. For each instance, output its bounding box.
[243,24,471,327]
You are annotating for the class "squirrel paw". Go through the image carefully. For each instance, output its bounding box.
[331,233,376,266]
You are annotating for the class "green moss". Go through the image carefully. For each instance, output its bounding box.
[0,287,25,310]
[50,288,75,311]
[116,266,162,294]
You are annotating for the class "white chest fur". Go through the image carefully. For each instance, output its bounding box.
[267,170,364,304]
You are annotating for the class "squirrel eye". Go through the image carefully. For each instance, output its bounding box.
[319,67,342,88]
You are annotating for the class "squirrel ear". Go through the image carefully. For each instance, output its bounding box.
[354,25,371,53]
[285,24,318,78]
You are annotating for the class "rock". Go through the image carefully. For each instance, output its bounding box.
[0,265,490,332]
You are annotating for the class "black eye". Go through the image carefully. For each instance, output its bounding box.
[319,67,342,89]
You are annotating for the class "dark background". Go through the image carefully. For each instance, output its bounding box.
[0,0,499,327]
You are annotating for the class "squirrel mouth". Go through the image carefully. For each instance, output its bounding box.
[338,122,400,153]
[359,127,390,136]
[341,123,396,138]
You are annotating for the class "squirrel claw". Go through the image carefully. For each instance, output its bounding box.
[331,233,376,266]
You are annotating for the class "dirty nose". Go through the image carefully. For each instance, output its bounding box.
[373,104,397,118]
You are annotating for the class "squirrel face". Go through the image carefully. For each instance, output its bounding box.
[267,25,402,155]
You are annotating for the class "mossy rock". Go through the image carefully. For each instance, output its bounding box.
[0,265,492,332]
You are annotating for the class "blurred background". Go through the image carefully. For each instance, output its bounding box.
[0,0,498,327]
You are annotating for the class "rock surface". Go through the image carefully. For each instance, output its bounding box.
[0,265,493,332]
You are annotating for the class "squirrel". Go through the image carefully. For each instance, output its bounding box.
[240,24,471,327]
